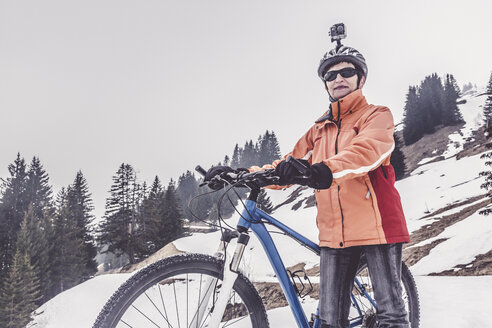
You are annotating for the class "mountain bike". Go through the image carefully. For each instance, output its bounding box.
[93,158,420,328]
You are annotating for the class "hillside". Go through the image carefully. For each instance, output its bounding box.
[30,88,492,327]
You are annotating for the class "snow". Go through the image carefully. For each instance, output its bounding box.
[29,273,131,328]
[416,197,486,223]
[414,276,492,327]
[410,209,492,275]
[417,156,439,165]
[397,153,486,233]
[29,272,492,327]
[265,276,492,327]
[442,90,486,158]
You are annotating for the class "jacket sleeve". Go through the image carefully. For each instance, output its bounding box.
[249,126,315,190]
[323,107,395,185]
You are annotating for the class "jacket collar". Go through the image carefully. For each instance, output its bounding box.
[315,89,368,123]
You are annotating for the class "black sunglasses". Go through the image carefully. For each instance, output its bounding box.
[323,67,358,82]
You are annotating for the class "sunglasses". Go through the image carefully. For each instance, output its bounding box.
[323,67,358,82]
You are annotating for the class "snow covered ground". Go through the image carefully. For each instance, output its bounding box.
[30,273,492,327]
[443,89,485,158]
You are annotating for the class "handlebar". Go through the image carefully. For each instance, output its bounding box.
[195,165,279,190]
[196,155,311,191]
[195,165,207,177]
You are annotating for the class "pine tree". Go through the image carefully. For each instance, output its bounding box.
[98,163,143,265]
[223,155,230,167]
[66,171,97,278]
[257,190,274,214]
[442,74,464,126]
[0,155,55,303]
[390,132,407,180]
[230,144,243,168]
[25,157,54,220]
[139,176,164,256]
[402,86,422,145]
[0,154,29,278]
[159,180,185,247]
[259,130,282,165]
[479,75,492,215]
[51,189,86,294]
[462,82,474,94]
[484,72,492,125]
[141,179,186,253]
[480,142,492,216]
[240,140,257,168]
[0,249,41,328]
[418,73,445,132]
[24,157,56,301]
[15,205,54,303]
[176,171,199,222]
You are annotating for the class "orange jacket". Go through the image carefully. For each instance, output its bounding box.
[251,89,410,248]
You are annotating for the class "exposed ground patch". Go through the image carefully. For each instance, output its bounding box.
[429,249,492,276]
[402,194,490,271]
[272,186,308,211]
[118,242,184,273]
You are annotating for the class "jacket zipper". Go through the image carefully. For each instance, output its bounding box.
[381,166,388,179]
[334,100,345,246]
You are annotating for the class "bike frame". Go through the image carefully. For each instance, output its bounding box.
[235,198,374,328]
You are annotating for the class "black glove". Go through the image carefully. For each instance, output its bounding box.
[275,160,332,189]
[307,163,333,189]
[275,159,310,186]
[204,166,249,190]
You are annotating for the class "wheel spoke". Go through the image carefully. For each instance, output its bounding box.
[196,274,202,328]
[186,274,189,328]
[120,319,133,327]
[223,315,249,327]
[173,281,181,328]
[131,304,163,328]
[144,291,174,327]
[188,274,215,328]
[159,284,172,328]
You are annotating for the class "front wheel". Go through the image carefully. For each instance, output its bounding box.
[93,253,269,328]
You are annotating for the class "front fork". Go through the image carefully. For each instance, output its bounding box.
[207,232,250,327]
[189,230,249,328]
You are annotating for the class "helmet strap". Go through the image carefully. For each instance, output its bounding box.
[324,81,336,102]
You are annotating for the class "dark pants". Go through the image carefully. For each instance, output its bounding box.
[319,243,409,328]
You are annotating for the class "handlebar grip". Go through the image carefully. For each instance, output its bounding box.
[285,156,308,175]
[195,165,207,177]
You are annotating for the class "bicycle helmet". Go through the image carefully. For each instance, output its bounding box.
[318,45,368,81]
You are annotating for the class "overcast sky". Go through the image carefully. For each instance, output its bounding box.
[1,0,491,219]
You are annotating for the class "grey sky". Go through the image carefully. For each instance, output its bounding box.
[1,0,491,219]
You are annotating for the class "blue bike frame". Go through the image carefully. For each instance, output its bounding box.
[237,199,375,328]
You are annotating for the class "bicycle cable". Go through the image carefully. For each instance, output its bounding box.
[187,188,229,230]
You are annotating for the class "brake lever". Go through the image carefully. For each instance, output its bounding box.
[286,156,309,176]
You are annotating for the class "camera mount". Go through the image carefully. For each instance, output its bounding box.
[329,23,346,51]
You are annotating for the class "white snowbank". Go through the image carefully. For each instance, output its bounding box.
[410,208,492,275]
[30,273,492,327]
[265,275,492,327]
[397,153,486,233]
[442,91,485,158]
[29,273,131,328]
